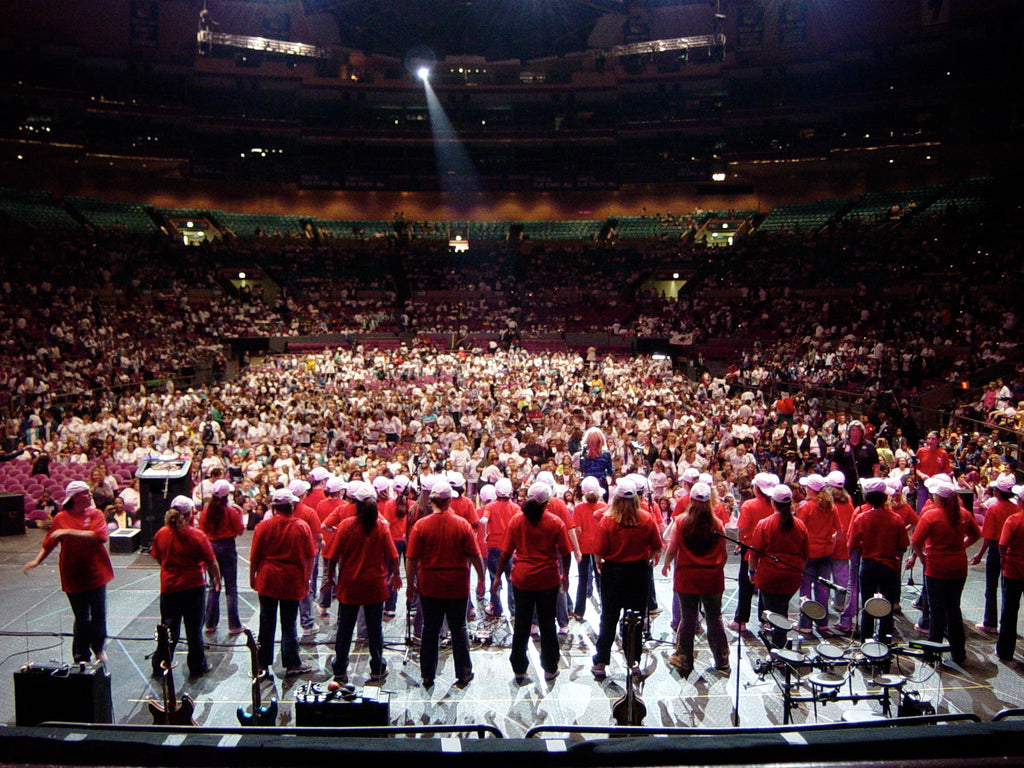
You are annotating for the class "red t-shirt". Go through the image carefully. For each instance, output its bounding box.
[738,495,774,561]
[293,501,323,546]
[831,499,856,560]
[750,514,809,594]
[43,507,114,593]
[546,497,577,533]
[450,495,480,528]
[482,499,519,549]
[848,506,910,572]
[250,513,316,600]
[911,505,981,579]
[315,496,343,549]
[796,499,841,559]
[379,498,408,543]
[305,487,327,512]
[594,510,662,563]
[198,503,244,541]
[572,501,606,554]
[672,490,691,519]
[915,446,951,478]
[324,516,398,605]
[668,517,727,595]
[500,511,571,591]
[999,511,1024,580]
[407,509,480,599]
[151,524,216,593]
[981,499,1018,542]
[890,500,918,528]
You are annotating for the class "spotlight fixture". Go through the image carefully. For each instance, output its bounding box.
[417,66,430,82]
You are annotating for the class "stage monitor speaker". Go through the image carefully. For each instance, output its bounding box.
[294,683,389,728]
[14,664,114,726]
[0,491,25,536]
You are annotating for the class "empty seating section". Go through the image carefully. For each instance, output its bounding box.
[843,185,942,223]
[758,199,849,233]
[521,220,602,240]
[922,177,994,215]
[613,216,688,239]
[66,197,159,234]
[216,211,307,238]
[0,189,80,230]
[314,219,396,239]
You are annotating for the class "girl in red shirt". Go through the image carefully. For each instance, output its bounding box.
[795,476,840,633]
[661,482,730,675]
[971,477,1019,632]
[572,477,606,621]
[494,482,571,683]
[750,485,809,649]
[24,480,114,665]
[911,479,981,665]
[324,481,400,683]
[151,496,221,677]
[198,479,245,635]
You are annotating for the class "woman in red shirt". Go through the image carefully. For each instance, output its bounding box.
[250,488,316,676]
[198,479,244,636]
[151,496,221,677]
[572,476,606,621]
[997,489,1024,661]
[324,481,400,683]
[750,485,809,649]
[494,481,572,683]
[591,477,662,678]
[795,474,840,634]
[661,482,730,675]
[24,480,114,665]
[911,478,981,665]
[971,475,1019,633]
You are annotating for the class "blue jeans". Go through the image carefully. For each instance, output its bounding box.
[982,545,1001,628]
[66,586,106,663]
[157,586,208,676]
[299,552,320,631]
[486,548,514,615]
[733,559,755,624]
[925,574,966,663]
[258,596,301,670]
[205,538,242,631]
[839,552,861,629]
[511,586,559,675]
[574,554,598,620]
[385,540,407,613]
[419,595,472,682]
[334,602,385,678]
[799,556,833,631]
[998,575,1024,660]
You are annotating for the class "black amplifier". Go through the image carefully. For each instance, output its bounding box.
[14,663,114,726]
[293,682,390,728]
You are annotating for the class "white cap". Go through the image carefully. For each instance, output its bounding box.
[310,467,331,483]
[799,474,826,493]
[753,473,779,494]
[349,481,377,503]
[430,480,452,500]
[613,478,638,499]
[494,477,514,498]
[581,476,604,497]
[690,482,712,503]
[64,480,90,500]
[990,474,1016,494]
[698,472,713,485]
[527,481,552,504]
[271,488,299,506]
[680,467,700,484]
[825,470,846,489]
[372,475,392,494]
[289,479,311,498]
[479,484,497,504]
[926,478,957,499]
[535,471,556,489]
[170,495,195,512]
[393,475,411,493]
[212,479,234,498]
[860,477,888,495]
[447,471,466,489]
[325,476,347,494]
[770,484,793,504]
[628,473,650,494]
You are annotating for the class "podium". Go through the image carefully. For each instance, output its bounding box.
[136,458,192,548]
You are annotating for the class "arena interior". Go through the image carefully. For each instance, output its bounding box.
[1,1,1023,766]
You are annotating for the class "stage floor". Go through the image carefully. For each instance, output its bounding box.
[2,527,1023,737]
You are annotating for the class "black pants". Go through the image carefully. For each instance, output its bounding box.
[859,558,899,641]
[66,586,107,663]
[593,560,649,666]
[734,559,755,624]
[925,575,966,664]
[997,575,1024,661]
[155,586,207,677]
[511,586,559,675]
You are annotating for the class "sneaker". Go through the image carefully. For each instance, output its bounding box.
[191,661,214,678]
[368,664,388,683]
[514,673,527,684]
[975,623,998,635]
[455,672,474,687]
[714,664,732,675]
[530,624,540,638]
[727,621,746,633]
[649,606,663,617]
[94,650,108,667]
[591,663,607,679]
[383,610,396,619]
[284,664,313,677]
[557,625,569,635]
[913,624,929,634]
[205,627,217,635]
[667,653,693,674]
[422,678,434,688]
[544,669,559,681]
[228,626,245,636]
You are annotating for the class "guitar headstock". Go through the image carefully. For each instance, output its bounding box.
[242,628,266,680]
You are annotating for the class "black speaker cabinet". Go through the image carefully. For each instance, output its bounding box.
[294,683,389,728]
[14,663,114,726]
[137,462,192,549]
[0,491,25,536]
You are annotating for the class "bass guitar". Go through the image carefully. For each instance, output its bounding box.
[148,624,197,726]
[237,629,278,726]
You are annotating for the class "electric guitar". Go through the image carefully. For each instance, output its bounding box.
[148,624,197,726]
[237,629,278,726]
[611,610,647,726]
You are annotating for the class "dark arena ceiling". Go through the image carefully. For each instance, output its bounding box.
[302,0,695,60]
